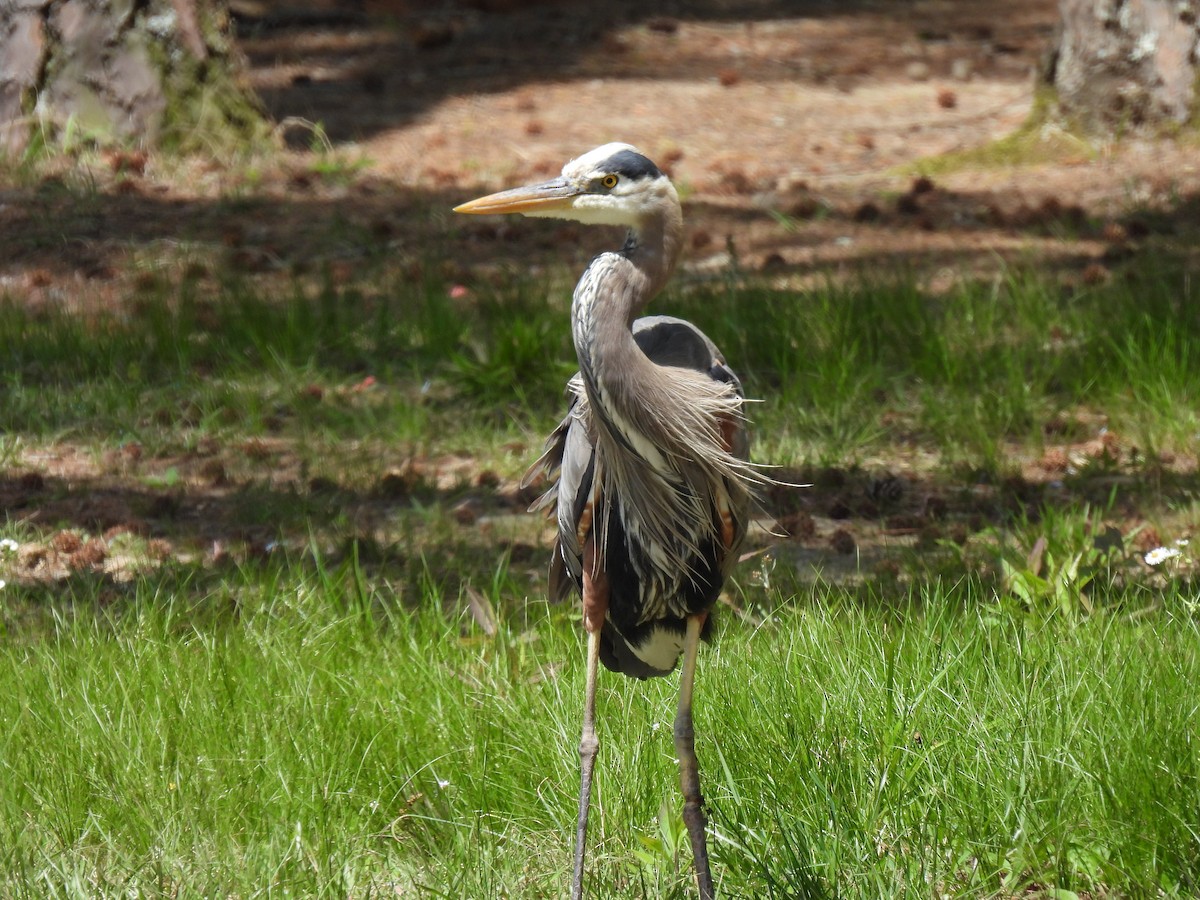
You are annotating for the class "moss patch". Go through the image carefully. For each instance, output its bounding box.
[909,86,1099,177]
[141,4,270,155]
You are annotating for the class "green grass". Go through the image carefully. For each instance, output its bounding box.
[0,264,578,458]
[3,226,1200,896]
[2,253,1198,470]
[1,562,1198,897]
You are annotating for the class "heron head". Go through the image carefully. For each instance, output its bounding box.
[454,143,676,228]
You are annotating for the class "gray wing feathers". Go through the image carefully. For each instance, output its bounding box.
[523,315,748,604]
[633,316,748,460]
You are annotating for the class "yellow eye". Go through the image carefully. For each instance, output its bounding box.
[601,174,619,189]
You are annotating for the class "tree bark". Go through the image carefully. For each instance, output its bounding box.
[1048,0,1200,133]
[0,0,263,155]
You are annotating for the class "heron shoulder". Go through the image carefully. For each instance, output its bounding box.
[632,316,726,372]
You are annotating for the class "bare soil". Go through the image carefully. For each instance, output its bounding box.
[6,1,1199,298]
[241,0,1199,279]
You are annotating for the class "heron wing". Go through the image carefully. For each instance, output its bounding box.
[631,315,734,377]
[631,316,749,460]
[524,316,750,649]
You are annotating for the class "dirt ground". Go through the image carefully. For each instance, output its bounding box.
[6,0,1200,289]
[236,0,1199,278]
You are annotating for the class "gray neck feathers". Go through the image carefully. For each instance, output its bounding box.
[572,203,681,405]
[620,192,683,306]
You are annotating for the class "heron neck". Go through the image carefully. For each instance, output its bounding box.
[621,203,683,306]
[572,208,682,415]
[571,185,684,402]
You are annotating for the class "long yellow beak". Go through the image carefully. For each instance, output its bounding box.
[453,176,577,215]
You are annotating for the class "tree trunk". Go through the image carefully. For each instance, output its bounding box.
[0,0,263,155]
[1047,0,1200,133]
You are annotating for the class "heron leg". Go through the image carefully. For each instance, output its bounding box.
[573,545,608,900]
[676,613,715,900]
[572,626,601,900]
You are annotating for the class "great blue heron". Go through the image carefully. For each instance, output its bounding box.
[455,143,760,900]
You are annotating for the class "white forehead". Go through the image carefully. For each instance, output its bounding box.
[562,142,641,178]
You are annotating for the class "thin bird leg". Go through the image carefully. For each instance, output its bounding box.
[573,542,608,900]
[571,627,601,900]
[676,613,715,900]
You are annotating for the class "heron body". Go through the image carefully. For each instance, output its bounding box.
[537,314,750,678]
[455,143,759,900]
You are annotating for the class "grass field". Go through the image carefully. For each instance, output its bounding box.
[2,178,1200,897]
[3,573,1199,898]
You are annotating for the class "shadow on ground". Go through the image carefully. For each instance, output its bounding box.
[5,167,1198,288]
[2,451,1196,597]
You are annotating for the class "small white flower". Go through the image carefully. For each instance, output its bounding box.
[1145,546,1182,566]
[0,538,17,554]
[1176,538,1190,547]
[0,579,6,590]
[437,778,451,789]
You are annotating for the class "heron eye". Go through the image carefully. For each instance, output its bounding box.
[601,174,619,189]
